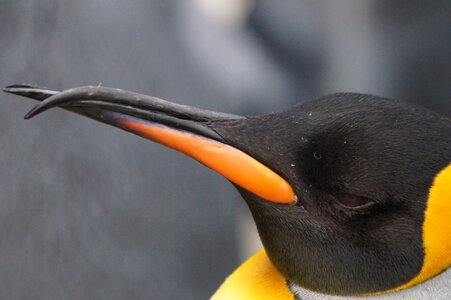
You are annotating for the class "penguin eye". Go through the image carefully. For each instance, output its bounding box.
[335,193,374,209]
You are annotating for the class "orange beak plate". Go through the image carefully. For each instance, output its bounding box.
[115,116,297,204]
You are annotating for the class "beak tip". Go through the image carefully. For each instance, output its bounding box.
[3,84,30,94]
[24,107,39,119]
[3,85,15,93]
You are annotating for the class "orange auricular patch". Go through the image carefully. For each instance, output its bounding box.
[389,163,451,292]
[116,119,297,204]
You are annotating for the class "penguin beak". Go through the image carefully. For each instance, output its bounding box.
[4,85,297,204]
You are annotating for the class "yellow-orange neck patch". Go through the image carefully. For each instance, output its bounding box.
[391,163,451,291]
[211,250,294,300]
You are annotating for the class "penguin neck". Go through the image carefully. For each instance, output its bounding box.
[288,266,451,299]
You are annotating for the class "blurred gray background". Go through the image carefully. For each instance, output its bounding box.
[1,0,450,299]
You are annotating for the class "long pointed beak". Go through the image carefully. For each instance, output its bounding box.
[3,85,297,204]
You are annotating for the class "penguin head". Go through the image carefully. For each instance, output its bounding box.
[209,93,451,295]
[5,86,451,296]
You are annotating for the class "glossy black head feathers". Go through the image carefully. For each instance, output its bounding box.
[209,93,451,294]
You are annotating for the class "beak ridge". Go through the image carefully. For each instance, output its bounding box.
[20,85,242,122]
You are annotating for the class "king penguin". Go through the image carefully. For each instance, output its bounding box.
[3,85,451,299]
